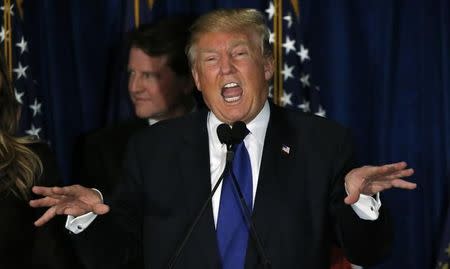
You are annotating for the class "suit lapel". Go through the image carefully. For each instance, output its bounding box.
[246,105,305,268]
[178,111,221,268]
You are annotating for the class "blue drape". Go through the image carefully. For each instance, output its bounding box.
[24,1,131,177]
[22,1,449,268]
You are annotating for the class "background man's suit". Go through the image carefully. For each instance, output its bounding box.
[75,119,148,196]
[77,104,392,269]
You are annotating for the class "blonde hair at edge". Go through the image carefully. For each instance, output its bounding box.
[0,63,42,200]
[186,8,273,67]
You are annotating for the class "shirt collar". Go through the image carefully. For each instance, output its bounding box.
[148,119,159,126]
[207,100,270,147]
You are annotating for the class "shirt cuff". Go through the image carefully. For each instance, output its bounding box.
[351,192,381,220]
[64,188,103,234]
[65,212,98,234]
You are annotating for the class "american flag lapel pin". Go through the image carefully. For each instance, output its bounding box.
[281,144,291,155]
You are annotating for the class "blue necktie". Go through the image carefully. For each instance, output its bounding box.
[216,140,253,269]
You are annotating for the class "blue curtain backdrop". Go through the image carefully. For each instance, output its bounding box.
[21,0,449,268]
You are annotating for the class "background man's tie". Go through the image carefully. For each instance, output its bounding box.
[216,138,253,269]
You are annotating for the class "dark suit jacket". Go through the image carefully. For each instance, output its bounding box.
[75,118,148,196]
[0,142,81,269]
[78,104,392,269]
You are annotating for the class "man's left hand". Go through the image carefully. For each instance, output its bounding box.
[344,161,416,204]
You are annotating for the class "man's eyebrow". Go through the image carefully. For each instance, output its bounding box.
[127,68,159,76]
[229,40,248,48]
[198,48,219,54]
[142,71,159,77]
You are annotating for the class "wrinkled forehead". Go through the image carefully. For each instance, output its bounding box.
[194,30,260,51]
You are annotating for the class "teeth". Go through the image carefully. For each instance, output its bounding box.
[224,95,241,103]
[223,82,238,88]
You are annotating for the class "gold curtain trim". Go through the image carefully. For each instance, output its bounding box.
[147,0,155,9]
[273,0,283,105]
[134,0,156,28]
[3,0,12,82]
[272,0,278,105]
[134,0,140,28]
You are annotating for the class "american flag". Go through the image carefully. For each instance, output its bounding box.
[264,0,325,117]
[0,0,45,139]
[265,2,359,268]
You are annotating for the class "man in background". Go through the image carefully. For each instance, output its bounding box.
[76,16,197,196]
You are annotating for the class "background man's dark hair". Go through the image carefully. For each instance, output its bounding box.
[129,16,195,77]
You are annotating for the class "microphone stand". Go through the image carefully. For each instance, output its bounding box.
[166,147,234,269]
[229,170,272,269]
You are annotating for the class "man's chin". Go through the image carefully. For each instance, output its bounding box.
[216,111,250,124]
[135,110,155,119]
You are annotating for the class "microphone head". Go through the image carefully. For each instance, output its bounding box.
[231,121,249,144]
[217,123,233,146]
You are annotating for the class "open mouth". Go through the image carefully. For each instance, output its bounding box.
[221,82,242,103]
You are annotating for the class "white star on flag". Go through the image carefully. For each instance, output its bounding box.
[0,4,14,16]
[282,36,296,55]
[2,2,47,140]
[282,63,295,81]
[283,14,293,28]
[298,100,311,112]
[265,2,275,21]
[315,106,327,117]
[300,73,310,87]
[16,36,28,54]
[29,98,42,117]
[297,44,310,63]
[13,62,28,79]
[269,30,275,44]
[25,124,42,138]
[14,88,24,104]
[280,91,293,106]
[0,26,9,42]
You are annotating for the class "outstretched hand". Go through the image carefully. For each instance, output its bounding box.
[29,184,110,227]
[344,161,416,205]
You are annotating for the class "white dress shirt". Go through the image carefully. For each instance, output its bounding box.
[66,101,381,234]
[208,101,269,227]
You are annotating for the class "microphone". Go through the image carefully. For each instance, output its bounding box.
[217,123,233,146]
[217,121,249,162]
[217,123,234,162]
[218,121,249,146]
[230,121,249,144]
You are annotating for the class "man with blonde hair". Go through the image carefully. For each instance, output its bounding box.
[31,9,415,269]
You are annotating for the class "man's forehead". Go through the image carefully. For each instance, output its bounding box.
[196,32,254,51]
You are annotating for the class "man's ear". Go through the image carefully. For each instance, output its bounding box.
[263,56,274,81]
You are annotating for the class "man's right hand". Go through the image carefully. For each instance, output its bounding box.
[29,185,110,227]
